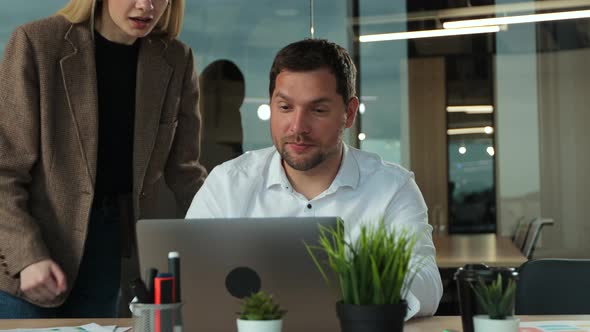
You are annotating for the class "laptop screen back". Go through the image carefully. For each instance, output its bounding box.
[136,217,340,332]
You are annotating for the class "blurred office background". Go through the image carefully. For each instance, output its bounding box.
[1,0,588,259]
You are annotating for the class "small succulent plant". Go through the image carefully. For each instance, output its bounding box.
[472,274,517,319]
[238,291,287,320]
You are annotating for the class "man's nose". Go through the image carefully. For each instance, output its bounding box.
[289,109,311,135]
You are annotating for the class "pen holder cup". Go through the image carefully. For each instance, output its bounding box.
[131,302,183,332]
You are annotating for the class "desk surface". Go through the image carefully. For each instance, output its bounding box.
[1,316,589,331]
[0,318,133,329]
[406,315,590,331]
[434,234,528,268]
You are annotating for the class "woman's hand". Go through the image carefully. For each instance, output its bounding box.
[19,259,67,302]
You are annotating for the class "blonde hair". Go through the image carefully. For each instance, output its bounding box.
[57,0,185,39]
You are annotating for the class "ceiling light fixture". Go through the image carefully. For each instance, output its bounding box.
[443,9,590,29]
[487,146,496,156]
[447,127,495,135]
[359,103,366,114]
[257,104,271,121]
[446,105,494,114]
[359,25,501,42]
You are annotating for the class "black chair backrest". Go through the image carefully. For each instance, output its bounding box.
[515,259,590,314]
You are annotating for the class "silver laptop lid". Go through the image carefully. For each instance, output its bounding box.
[136,217,340,332]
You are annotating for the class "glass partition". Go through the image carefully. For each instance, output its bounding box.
[2,0,589,244]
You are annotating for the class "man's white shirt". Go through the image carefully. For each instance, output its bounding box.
[186,144,443,317]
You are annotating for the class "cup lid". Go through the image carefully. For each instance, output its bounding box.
[454,264,519,282]
[453,264,489,281]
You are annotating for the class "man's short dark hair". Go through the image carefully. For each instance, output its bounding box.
[269,39,357,103]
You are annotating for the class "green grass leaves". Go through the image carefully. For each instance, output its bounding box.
[306,218,418,305]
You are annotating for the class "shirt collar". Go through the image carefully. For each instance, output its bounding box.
[267,149,290,189]
[331,144,360,190]
[266,144,360,190]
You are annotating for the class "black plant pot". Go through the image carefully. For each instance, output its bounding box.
[336,301,407,332]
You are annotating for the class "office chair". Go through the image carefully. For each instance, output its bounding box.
[515,259,590,314]
[510,216,525,242]
[512,217,533,252]
[521,218,554,259]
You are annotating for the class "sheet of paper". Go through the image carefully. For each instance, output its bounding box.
[519,321,590,332]
[102,326,132,332]
[0,323,131,332]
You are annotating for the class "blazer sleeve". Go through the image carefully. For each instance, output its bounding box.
[164,48,207,216]
[0,27,51,277]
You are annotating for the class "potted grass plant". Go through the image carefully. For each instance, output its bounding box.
[472,274,519,332]
[305,218,420,332]
[236,291,287,332]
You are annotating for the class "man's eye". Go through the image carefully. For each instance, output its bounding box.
[279,105,290,110]
[314,109,327,113]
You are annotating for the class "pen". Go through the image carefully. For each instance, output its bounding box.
[145,267,158,303]
[168,251,181,303]
[154,273,176,332]
[154,273,175,304]
[129,277,150,303]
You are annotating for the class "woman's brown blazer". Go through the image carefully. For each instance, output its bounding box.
[0,15,206,306]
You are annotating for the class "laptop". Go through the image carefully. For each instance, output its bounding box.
[136,217,340,332]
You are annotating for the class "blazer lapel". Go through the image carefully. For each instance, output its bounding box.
[133,37,173,197]
[60,23,98,189]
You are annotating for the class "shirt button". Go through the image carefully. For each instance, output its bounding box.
[140,191,147,199]
[307,204,312,209]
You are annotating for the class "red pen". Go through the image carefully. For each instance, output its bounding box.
[154,273,176,332]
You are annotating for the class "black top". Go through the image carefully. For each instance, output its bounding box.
[93,31,139,201]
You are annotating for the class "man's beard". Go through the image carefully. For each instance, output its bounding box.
[280,144,326,171]
[277,134,326,171]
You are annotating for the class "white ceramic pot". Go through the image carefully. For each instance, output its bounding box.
[473,315,520,332]
[236,318,283,332]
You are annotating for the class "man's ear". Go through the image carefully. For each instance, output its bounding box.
[344,97,359,129]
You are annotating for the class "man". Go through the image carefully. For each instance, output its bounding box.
[186,39,442,317]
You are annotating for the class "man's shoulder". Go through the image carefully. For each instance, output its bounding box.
[348,146,414,183]
[214,146,276,178]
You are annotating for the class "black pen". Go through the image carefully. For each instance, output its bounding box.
[145,267,158,303]
[129,277,150,303]
[168,251,181,302]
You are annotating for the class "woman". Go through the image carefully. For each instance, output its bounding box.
[0,0,206,318]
